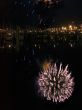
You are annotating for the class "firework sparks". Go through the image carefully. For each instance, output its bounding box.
[38,0,53,5]
[36,0,63,6]
[37,62,74,103]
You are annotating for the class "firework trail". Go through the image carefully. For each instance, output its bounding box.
[37,62,74,103]
[35,0,64,27]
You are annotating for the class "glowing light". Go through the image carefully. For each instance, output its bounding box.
[62,26,67,31]
[42,61,51,70]
[9,45,11,48]
[69,25,72,28]
[69,25,73,30]
[37,62,75,103]
[8,32,12,36]
[43,0,53,5]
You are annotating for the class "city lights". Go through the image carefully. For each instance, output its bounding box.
[0,24,82,49]
[69,25,73,31]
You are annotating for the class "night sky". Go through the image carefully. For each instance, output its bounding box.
[0,0,82,26]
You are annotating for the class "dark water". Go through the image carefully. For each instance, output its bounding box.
[0,46,82,110]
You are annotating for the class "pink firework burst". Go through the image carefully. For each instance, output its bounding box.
[37,63,75,103]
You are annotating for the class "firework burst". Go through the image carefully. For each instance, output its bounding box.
[37,62,75,103]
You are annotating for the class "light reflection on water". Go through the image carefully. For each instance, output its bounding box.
[0,33,82,110]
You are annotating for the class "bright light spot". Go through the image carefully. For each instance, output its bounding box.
[69,25,73,30]
[9,45,11,48]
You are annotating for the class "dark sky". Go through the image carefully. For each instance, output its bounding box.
[56,0,82,24]
[0,0,82,26]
